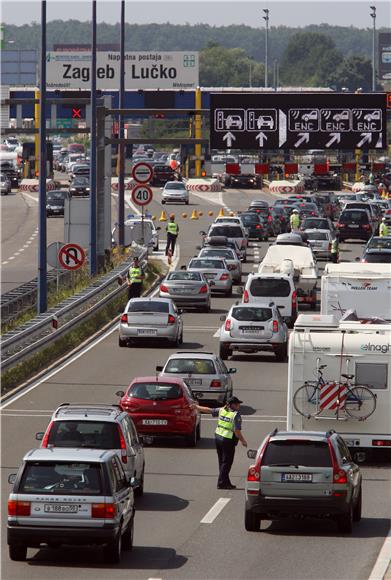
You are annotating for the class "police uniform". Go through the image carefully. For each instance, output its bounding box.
[290,212,300,231]
[127,262,144,300]
[166,220,179,255]
[212,398,243,489]
[331,237,339,263]
[379,221,389,237]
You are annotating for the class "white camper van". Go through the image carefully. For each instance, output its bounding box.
[321,263,391,321]
[287,313,391,460]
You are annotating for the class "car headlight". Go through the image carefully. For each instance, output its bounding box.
[70,188,76,192]
[86,187,90,191]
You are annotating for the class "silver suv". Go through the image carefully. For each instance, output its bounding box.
[7,448,135,563]
[157,351,236,405]
[36,404,145,496]
[245,429,362,533]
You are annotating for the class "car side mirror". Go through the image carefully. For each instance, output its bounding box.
[209,280,215,286]
[115,390,125,397]
[156,226,161,231]
[355,257,361,262]
[228,368,237,374]
[129,476,139,488]
[35,432,44,441]
[180,265,187,270]
[177,309,183,315]
[156,365,163,372]
[8,474,16,485]
[220,314,226,321]
[237,286,244,296]
[247,449,257,460]
[199,231,206,235]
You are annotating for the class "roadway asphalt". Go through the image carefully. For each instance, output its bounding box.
[1,186,390,580]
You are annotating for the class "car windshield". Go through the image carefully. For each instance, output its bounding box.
[165,358,216,374]
[200,249,235,259]
[47,421,120,449]
[190,259,225,269]
[340,211,369,223]
[129,382,182,400]
[127,301,169,313]
[20,462,103,495]
[168,271,202,281]
[165,182,185,190]
[364,253,391,263]
[209,226,243,238]
[262,440,332,467]
[307,232,328,240]
[73,177,89,185]
[249,278,290,297]
[231,307,272,321]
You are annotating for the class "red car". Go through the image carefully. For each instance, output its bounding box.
[118,376,201,447]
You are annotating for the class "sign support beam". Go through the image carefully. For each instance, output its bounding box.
[38,1,47,314]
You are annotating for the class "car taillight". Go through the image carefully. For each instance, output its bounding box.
[210,379,221,388]
[246,435,271,494]
[247,465,260,482]
[120,314,128,323]
[328,439,348,483]
[241,240,246,248]
[160,284,168,293]
[328,243,332,251]
[225,319,231,331]
[272,320,278,332]
[372,439,391,446]
[41,421,53,448]
[199,284,208,293]
[220,273,229,281]
[267,215,272,222]
[292,290,297,309]
[336,223,344,228]
[168,314,176,324]
[255,224,262,229]
[8,500,31,516]
[363,224,371,230]
[117,424,127,464]
[243,290,249,303]
[92,503,116,519]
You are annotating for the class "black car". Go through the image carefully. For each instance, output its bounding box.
[315,174,340,191]
[240,212,268,241]
[46,190,66,217]
[227,174,260,188]
[150,164,175,186]
[336,209,373,242]
[247,207,276,237]
[0,161,20,188]
[69,176,90,197]
[270,206,289,233]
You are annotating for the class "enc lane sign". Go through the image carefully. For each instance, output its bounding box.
[132,162,154,184]
[58,243,86,270]
[210,92,388,151]
[131,184,153,206]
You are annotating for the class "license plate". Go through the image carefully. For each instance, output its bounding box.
[175,288,192,294]
[205,274,215,280]
[311,242,323,246]
[44,504,78,513]
[137,329,157,335]
[142,419,168,425]
[281,473,313,482]
[187,378,202,386]
[349,225,359,228]
[240,326,264,333]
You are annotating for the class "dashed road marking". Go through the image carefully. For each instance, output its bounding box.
[201,498,231,524]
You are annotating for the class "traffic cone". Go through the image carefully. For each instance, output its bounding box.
[218,207,225,217]
[159,210,167,222]
[191,209,199,220]
[208,210,214,217]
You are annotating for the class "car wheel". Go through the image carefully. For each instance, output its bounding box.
[9,545,27,561]
[104,528,122,563]
[186,201,189,205]
[196,422,201,441]
[122,515,134,551]
[337,505,353,534]
[242,255,247,264]
[119,337,127,348]
[353,488,362,522]
[161,200,165,204]
[244,510,261,532]
[134,468,144,497]
[275,343,288,362]
[219,344,230,360]
[186,425,198,447]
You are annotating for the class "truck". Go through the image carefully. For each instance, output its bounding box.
[287,313,391,461]
[258,245,318,308]
[321,263,391,321]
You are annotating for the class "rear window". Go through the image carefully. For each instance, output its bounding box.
[47,421,120,449]
[249,278,291,297]
[190,259,225,269]
[303,219,328,229]
[231,307,272,321]
[364,253,391,263]
[263,440,332,467]
[216,218,241,224]
[200,249,234,259]
[127,301,169,313]
[210,226,243,238]
[129,382,182,400]
[165,182,186,190]
[168,271,202,281]
[340,211,369,223]
[367,238,391,250]
[20,462,103,495]
[241,214,260,224]
[307,232,328,240]
[165,358,216,375]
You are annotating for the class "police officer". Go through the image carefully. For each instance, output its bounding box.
[331,235,339,263]
[166,214,179,256]
[192,396,247,489]
[126,256,145,300]
[379,217,389,238]
[290,209,300,232]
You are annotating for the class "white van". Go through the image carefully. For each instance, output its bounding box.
[287,313,391,460]
[243,272,297,327]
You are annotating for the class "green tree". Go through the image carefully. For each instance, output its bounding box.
[199,45,264,87]
[329,55,373,92]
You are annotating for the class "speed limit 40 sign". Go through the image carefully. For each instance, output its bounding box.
[131,184,153,206]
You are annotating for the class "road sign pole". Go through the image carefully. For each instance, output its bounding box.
[89,0,97,276]
[118,0,125,248]
[38,0,47,314]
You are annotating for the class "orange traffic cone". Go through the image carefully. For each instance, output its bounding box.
[218,207,225,217]
[159,210,167,222]
[191,209,199,220]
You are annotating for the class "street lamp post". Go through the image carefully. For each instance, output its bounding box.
[370,5,376,91]
[249,57,253,87]
[263,9,269,88]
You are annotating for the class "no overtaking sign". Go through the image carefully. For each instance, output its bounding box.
[132,162,154,184]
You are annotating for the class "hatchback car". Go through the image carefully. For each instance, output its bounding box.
[243,273,297,327]
[342,202,379,233]
[117,376,201,446]
[187,257,233,296]
[161,181,189,204]
[245,429,362,533]
[219,303,288,361]
[158,352,236,405]
[197,247,242,283]
[7,448,135,563]
[46,190,66,217]
[304,229,334,260]
[240,212,268,240]
[36,403,145,496]
[118,298,183,347]
[159,270,211,312]
[336,209,373,242]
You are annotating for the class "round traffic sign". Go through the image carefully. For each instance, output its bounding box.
[58,243,86,271]
[132,162,154,184]
[131,184,153,206]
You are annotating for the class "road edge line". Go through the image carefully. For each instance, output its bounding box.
[369,525,391,580]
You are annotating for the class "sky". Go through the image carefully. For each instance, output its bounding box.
[1,0,390,29]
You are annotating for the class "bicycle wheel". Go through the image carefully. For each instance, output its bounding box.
[344,385,377,420]
[293,383,320,418]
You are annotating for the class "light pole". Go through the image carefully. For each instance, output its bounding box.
[249,57,253,87]
[263,8,269,88]
[370,5,376,91]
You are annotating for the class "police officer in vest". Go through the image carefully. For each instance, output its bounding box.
[331,235,339,263]
[379,217,389,238]
[126,256,145,300]
[193,396,247,489]
[166,214,179,256]
[290,209,300,232]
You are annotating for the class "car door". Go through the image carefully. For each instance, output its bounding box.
[110,456,133,529]
[217,358,233,393]
[336,437,361,500]
[124,416,144,479]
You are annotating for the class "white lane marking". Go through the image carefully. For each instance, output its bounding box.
[22,192,39,203]
[369,526,391,580]
[8,256,15,260]
[14,252,21,256]
[201,498,231,524]
[213,328,221,338]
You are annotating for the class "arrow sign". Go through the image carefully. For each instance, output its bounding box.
[279,110,287,147]
[222,131,236,147]
[255,132,267,147]
[375,133,383,148]
[325,133,341,148]
[294,133,309,148]
[356,133,372,148]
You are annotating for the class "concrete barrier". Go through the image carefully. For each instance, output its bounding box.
[269,179,305,194]
[186,178,222,192]
[20,179,56,192]
[111,178,136,191]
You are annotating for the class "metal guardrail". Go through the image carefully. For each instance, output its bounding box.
[1,246,148,372]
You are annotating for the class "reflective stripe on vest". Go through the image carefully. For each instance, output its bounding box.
[167,222,178,235]
[129,267,142,283]
[215,408,237,439]
[331,239,338,252]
